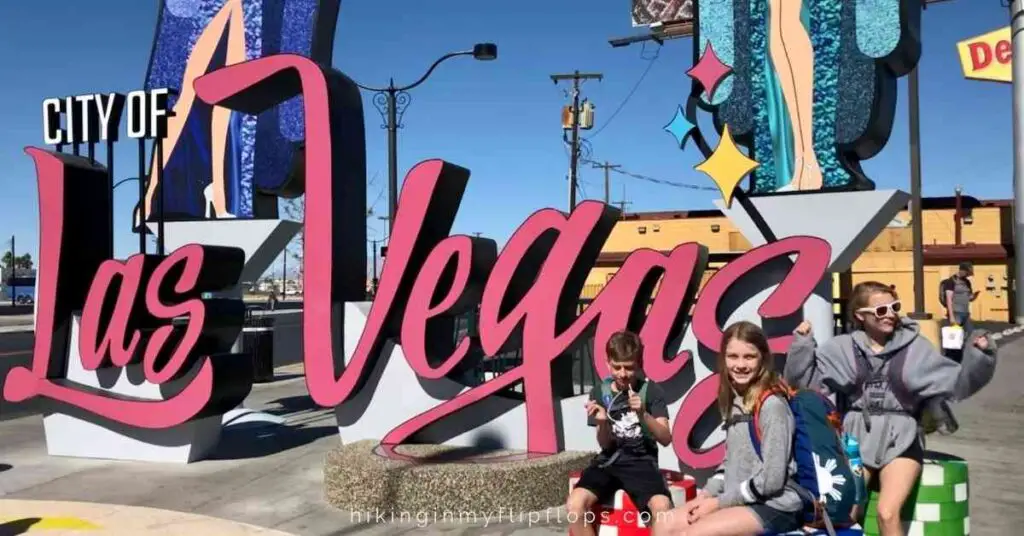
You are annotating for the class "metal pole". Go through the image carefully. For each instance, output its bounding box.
[908,65,928,319]
[387,85,399,234]
[372,239,379,297]
[604,161,610,204]
[9,235,14,306]
[954,186,963,246]
[1012,0,1024,323]
[137,139,147,255]
[106,139,114,259]
[282,245,287,300]
[156,138,165,256]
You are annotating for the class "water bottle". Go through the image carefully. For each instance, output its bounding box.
[844,433,866,507]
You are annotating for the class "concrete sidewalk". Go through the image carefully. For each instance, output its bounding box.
[0,364,568,535]
[0,499,296,535]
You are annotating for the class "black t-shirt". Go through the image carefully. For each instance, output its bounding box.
[587,379,669,461]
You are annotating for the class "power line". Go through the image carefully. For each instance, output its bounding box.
[586,45,661,140]
[581,157,717,192]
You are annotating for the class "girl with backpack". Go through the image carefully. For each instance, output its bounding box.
[655,321,806,536]
[785,281,997,536]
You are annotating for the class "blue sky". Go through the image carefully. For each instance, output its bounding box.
[0,1,1013,270]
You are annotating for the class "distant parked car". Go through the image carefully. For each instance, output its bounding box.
[15,295,33,305]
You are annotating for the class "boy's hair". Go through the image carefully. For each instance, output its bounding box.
[606,330,644,364]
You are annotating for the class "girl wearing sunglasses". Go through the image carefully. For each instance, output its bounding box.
[784,281,997,536]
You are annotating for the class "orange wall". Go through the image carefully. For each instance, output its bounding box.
[586,206,1011,322]
[601,217,747,253]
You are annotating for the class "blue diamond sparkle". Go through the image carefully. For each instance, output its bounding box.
[664,106,697,150]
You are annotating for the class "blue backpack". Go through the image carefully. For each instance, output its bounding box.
[751,381,856,535]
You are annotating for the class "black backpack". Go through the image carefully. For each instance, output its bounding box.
[938,278,951,308]
[938,277,970,309]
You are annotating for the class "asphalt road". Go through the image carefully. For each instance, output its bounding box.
[0,310,303,421]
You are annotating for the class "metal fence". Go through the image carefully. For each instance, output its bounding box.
[452,298,848,397]
[450,301,598,397]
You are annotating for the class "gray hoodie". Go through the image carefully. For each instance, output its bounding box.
[702,394,804,513]
[785,318,997,468]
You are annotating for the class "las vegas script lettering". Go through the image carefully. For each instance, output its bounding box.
[5,55,830,471]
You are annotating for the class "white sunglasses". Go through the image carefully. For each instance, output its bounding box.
[856,300,901,318]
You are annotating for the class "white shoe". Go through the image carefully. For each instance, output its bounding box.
[204,184,236,218]
[775,183,797,192]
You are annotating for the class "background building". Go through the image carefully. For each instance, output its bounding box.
[584,193,1014,323]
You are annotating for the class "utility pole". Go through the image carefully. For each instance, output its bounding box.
[592,161,621,203]
[551,71,602,212]
[613,184,633,217]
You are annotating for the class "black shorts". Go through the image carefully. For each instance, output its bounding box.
[747,504,803,534]
[573,456,671,513]
[896,437,924,464]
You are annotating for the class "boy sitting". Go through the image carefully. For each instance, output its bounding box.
[566,331,675,535]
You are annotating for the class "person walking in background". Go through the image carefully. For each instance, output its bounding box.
[266,287,278,311]
[940,262,979,335]
[785,281,997,536]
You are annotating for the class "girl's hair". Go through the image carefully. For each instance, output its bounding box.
[717,321,783,419]
[847,281,898,330]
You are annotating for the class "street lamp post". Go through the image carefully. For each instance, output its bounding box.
[355,43,498,233]
[111,176,148,255]
[113,177,140,190]
[369,235,387,298]
[111,176,144,254]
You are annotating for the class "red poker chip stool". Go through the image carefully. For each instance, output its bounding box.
[567,469,697,535]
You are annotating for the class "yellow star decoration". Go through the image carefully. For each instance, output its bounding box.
[695,125,759,208]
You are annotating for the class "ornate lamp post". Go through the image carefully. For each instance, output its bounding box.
[355,43,498,232]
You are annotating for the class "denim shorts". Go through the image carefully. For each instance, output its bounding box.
[747,504,803,534]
